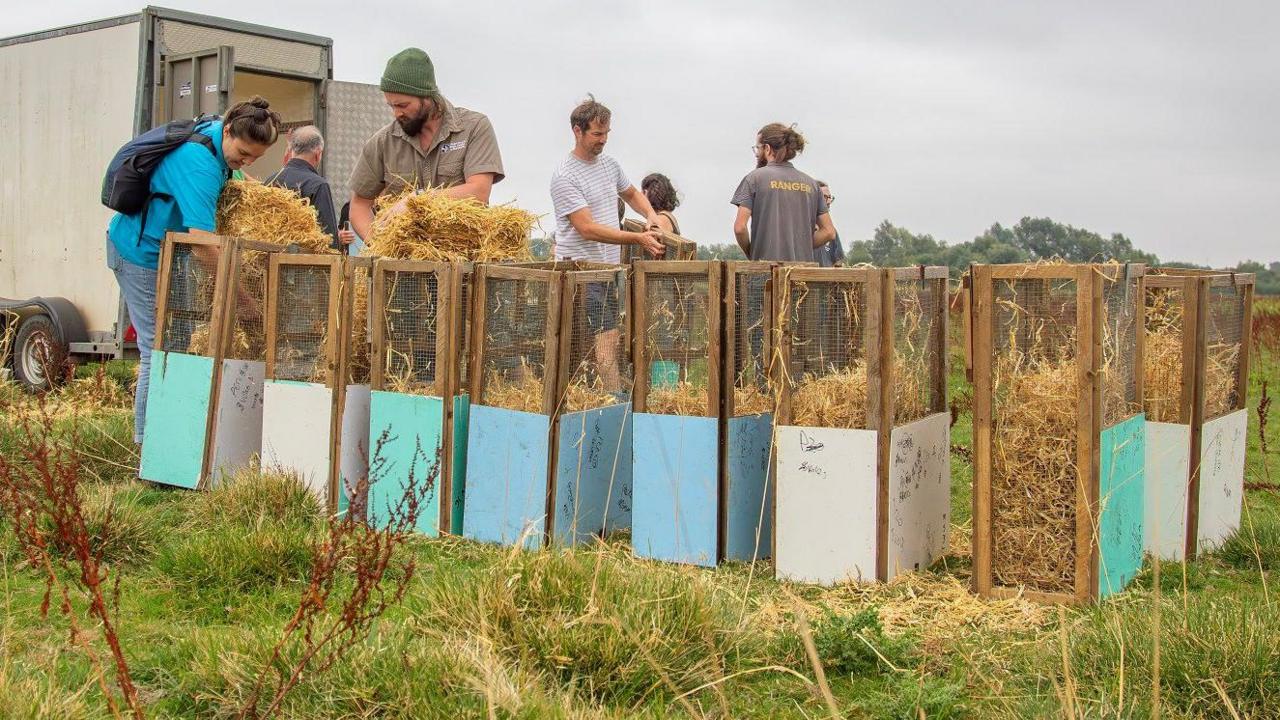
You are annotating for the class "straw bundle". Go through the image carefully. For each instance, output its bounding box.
[216,180,334,253]
[646,381,709,416]
[1204,341,1241,419]
[561,375,621,412]
[186,324,252,357]
[733,386,773,416]
[367,188,535,262]
[1143,288,1184,423]
[482,359,545,413]
[790,364,869,429]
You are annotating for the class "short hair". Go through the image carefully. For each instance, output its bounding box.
[289,125,324,155]
[570,94,612,133]
[757,122,806,161]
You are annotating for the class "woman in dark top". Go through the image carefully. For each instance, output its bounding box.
[641,173,681,235]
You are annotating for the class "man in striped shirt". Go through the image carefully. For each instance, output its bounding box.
[550,96,665,263]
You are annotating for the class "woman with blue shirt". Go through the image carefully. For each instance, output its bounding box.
[106,96,282,445]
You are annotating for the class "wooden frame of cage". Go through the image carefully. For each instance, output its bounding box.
[771,265,949,582]
[630,260,723,417]
[263,252,345,511]
[620,219,698,262]
[369,258,465,531]
[467,261,630,546]
[1143,269,1255,559]
[970,262,1146,604]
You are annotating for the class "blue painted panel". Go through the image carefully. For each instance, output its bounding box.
[140,350,214,489]
[724,413,774,561]
[551,403,632,546]
[464,405,550,549]
[631,413,719,567]
[367,391,444,536]
[451,393,470,534]
[1098,413,1146,598]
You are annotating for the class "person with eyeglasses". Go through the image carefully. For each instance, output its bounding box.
[813,180,844,267]
[731,123,835,261]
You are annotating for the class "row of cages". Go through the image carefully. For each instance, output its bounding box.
[138,236,1254,601]
[963,263,1255,604]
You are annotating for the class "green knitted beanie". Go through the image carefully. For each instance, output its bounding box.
[381,48,437,97]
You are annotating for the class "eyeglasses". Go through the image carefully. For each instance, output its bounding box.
[823,194,835,204]
[751,144,763,154]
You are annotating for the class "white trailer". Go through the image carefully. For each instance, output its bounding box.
[0,6,385,388]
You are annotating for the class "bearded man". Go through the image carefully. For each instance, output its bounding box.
[347,47,505,240]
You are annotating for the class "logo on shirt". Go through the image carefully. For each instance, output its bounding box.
[769,180,812,192]
[440,140,467,153]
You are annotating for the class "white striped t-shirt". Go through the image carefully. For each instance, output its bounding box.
[549,153,631,263]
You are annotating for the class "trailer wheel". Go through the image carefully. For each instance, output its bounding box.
[13,314,67,391]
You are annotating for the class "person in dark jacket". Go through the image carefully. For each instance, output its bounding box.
[266,126,354,250]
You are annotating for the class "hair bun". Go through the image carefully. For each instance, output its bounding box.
[249,96,270,109]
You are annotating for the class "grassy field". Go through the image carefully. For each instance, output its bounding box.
[1,299,1277,719]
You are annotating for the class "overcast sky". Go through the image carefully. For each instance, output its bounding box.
[5,2,1277,266]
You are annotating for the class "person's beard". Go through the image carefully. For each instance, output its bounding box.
[756,153,767,169]
[397,101,432,136]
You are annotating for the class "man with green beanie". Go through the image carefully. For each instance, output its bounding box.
[347,47,504,240]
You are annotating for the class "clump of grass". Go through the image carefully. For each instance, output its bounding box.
[43,483,167,565]
[808,606,917,676]
[1062,590,1280,718]
[155,522,316,598]
[189,467,322,530]
[419,545,751,707]
[855,672,968,720]
[1215,507,1280,572]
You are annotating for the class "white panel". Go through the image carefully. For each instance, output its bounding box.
[261,380,333,500]
[0,23,140,334]
[340,384,371,500]
[1144,421,1190,561]
[209,359,265,483]
[886,413,950,579]
[775,425,878,585]
[1197,409,1248,553]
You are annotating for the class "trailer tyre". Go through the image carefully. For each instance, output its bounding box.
[13,315,67,391]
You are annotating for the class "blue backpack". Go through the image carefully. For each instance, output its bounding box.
[101,115,218,215]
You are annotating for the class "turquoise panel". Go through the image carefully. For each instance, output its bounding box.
[631,413,719,567]
[464,405,550,549]
[140,350,214,489]
[367,391,444,536]
[724,413,774,561]
[551,403,632,546]
[451,393,470,534]
[1099,413,1146,598]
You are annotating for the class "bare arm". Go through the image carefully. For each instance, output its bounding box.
[350,194,377,241]
[733,205,752,256]
[442,172,496,204]
[813,212,836,248]
[619,185,661,227]
[567,207,664,257]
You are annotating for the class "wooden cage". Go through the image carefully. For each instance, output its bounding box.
[464,261,633,548]
[619,218,698,263]
[1142,268,1254,560]
[970,263,1146,604]
[366,259,469,536]
[772,266,951,585]
[141,232,284,489]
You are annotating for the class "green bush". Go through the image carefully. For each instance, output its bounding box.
[811,607,916,677]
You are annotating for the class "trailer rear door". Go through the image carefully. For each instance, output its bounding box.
[321,80,389,212]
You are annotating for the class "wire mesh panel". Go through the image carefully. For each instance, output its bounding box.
[988,273,1082,596]
[1203,283,1246,420]
[456,264,473,395]
[162,240,224,355]
[375,265,448,396]
[562,272,631,411]
[891,275,947,425]
[778,270,876,429]
[727,264,773,417]
[345,260,373,387]
[474,272,555,413]
[222,246,272,363]
[1143,282,1187,423]
[634,263,718,416]
[269,260,338,384]
[1101,269,1142,427]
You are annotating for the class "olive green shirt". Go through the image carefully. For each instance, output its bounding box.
[349,96,504,199]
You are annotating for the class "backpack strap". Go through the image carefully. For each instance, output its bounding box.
[136,129,220,245]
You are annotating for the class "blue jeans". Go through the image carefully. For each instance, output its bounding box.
[106,236,157,444]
